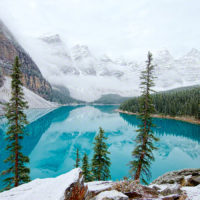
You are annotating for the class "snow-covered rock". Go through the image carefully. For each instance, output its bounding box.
[87,181,113,192]
[0,77,56,113]
[86,181,113,200]
[152,168,200,185]
[0,168,87,200]
[151,168,200,200]
[0,168,199,200]
[94,190,128,200]
[112,180,159,199]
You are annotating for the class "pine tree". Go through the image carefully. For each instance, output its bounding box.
[130,52,159,184]
[82,153,92,182]
[1,56,30,190]
[91,127,111,181]
[74,148,80,168]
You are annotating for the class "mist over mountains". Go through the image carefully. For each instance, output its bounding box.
[23,33,200,102]
[0,17,200,103]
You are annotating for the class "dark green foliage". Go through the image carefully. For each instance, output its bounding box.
[82,153,92,182]
[91,127,111,181]
[120,85,200,119]
[130,52,159,184]
[1,56,30,190]
[75,148,80,168]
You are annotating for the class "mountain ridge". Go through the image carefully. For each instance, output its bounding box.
[35,34,200,102]
[0,19,53,100]
[0,20,82,104]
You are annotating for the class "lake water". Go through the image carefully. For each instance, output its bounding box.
[0,105,200,188]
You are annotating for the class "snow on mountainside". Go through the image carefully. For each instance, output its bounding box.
[0,77,56,111]
[22,34,200,102]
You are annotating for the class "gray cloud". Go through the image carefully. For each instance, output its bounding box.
[0,0,199,59]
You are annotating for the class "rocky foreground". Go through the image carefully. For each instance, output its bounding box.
[0,168,199,200]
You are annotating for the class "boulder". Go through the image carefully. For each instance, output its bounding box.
[86,181,113,200]
[187,176,200,186]
[152,169,200,185]
[124,191,142,198]
[112,180,158,199]
[160,185,182,196]
[94,190,128,200]
[64,169,88,200]
[161,195,179,200]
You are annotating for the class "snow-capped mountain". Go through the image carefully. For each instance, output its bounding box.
[71,45,97,75]
[25,34,200,102]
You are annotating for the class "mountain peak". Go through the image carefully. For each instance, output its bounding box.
[71,45,91,60]
[40,34,62,44]
[186,48,200,57]
[100,54,113,63]
[154,50,174,65]
[157,50,173,59]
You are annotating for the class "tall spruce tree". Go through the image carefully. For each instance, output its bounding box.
[74,148,80,168]
[2,56,30,190]
[82,153,92,182]
[91,127,111,181]
[130,52,159,184]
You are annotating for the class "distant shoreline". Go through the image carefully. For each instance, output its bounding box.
[116,109,200,125]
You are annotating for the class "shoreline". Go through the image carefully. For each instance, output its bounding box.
[116,109,200,125]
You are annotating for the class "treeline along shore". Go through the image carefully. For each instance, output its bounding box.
[116,109,200,125]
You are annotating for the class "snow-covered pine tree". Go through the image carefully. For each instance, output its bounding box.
[82,153,92,182]
[91,127,111,181]
[2,56,30,190]
[74,148,80,168]
[130,52,159,184]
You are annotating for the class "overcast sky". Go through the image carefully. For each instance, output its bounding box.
[0,0,199,60]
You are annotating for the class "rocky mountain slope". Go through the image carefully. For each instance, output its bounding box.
[0,20,53,100]
[0,77,56,113]
[27,34,200,102]
[0,20,81,104]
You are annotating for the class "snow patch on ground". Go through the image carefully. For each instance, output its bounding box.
[95,190,128,200]
[182,185,200,200]
[86,181,113,192]
[150,183,180,192]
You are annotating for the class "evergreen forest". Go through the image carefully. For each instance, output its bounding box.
[120,86,200,119]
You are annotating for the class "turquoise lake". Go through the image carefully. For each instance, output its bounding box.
[0,105,200,188]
